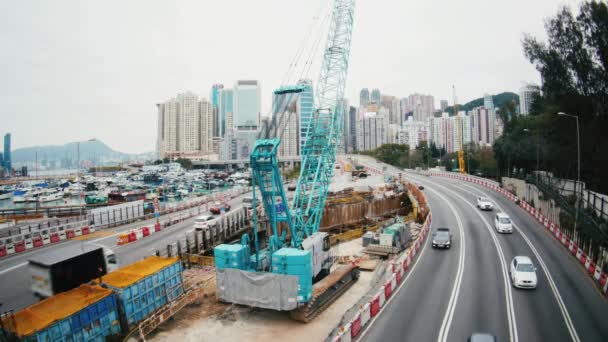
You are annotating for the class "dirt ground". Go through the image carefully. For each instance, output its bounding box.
[151,240,376,342]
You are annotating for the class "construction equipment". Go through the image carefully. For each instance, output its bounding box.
[214,0,358,322]
[453,85,466,173]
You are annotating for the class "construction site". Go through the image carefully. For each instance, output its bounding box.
[144,168,425,342]
[0,1,432,340]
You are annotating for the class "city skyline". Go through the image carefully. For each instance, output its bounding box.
[1,0,584,153]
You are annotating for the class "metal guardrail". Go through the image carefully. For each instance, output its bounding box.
[526,176,608,244]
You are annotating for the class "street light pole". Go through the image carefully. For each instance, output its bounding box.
[557,112,581,242]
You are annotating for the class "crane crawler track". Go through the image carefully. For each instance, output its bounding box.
[290,264,360,322]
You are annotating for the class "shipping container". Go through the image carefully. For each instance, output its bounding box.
[101,256,183,329]
[1,284,121,341]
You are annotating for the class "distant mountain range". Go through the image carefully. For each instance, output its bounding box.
[444,92,519,115]
[11,139,154,164]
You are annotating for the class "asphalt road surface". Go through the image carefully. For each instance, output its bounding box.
[0,192,248,312]
[355,156,608,342]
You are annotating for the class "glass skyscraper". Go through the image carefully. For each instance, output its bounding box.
[360,88,370,107]
[233,80,260,130]
[371,88,381,105]
[210,84,224,137]
[3,133,11,173]
[297,79,314,151]
[219,88,233,137]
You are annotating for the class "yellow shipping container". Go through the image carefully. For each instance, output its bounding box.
[101,256,179,288]
[4,284,113,337]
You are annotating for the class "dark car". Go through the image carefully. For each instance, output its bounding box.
[432,227,452,249]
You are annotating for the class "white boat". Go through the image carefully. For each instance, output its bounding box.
[39,191,64,203]
[13,196,27,203]
[25,189,43,202]
[165,192,178,199]
[0,190,12,200]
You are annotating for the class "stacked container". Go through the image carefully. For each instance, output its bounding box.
[101,256,183,329]
[271,248,312,302]
[214,244,250,270]
[1,284,121,341]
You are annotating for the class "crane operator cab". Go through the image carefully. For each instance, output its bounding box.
[302,232,333,282]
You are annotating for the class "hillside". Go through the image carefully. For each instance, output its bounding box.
[445,92,519,114]
[11,139,148,163]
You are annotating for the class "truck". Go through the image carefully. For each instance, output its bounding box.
[28,243,118,299]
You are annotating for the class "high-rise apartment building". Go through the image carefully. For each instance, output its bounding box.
[234,80,261,130]
[347,106,357,153]
[356,105,388,151]
[177,92,200,152]
[440,100,448,112]
[380,95,401,125]
[408,93,435,121]
[157,98,179,157]
[371,88,381,105]
[469,107,495,146]
[360,88,370,107]
[157,92,214,159]
[199,99,214,153]
[519,84,540,115]
[402,116,430,149]
[431,112,471,153]
[3,133,11,173]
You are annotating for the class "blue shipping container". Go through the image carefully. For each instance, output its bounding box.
[102,257,184,328]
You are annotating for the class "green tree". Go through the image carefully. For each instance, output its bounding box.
[495,1,608,192]
[175,158,193,170]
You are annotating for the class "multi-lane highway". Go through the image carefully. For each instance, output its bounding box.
[0,192,249,312]
[359,157,608,341]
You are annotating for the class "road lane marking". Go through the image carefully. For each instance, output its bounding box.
[451,181,581,342]
[0,262,27,275]
[427,187,467,342]
[357,202,433,341]
[413,176,518,342]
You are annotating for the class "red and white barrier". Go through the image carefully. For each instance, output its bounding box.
[431,171,608,297]
[332,212,433,340]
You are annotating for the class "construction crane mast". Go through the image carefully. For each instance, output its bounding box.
[216,0,358,322]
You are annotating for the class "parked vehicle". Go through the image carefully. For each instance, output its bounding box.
[28,244,118,299]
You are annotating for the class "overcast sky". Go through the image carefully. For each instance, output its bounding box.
[0,0,584,153]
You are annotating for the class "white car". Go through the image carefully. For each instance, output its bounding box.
[193,214,214,230]
[494,213,513,233]
[510,256,538,289]
[477,197,494,211]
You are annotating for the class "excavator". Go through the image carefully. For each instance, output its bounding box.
[214,0,359,322]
